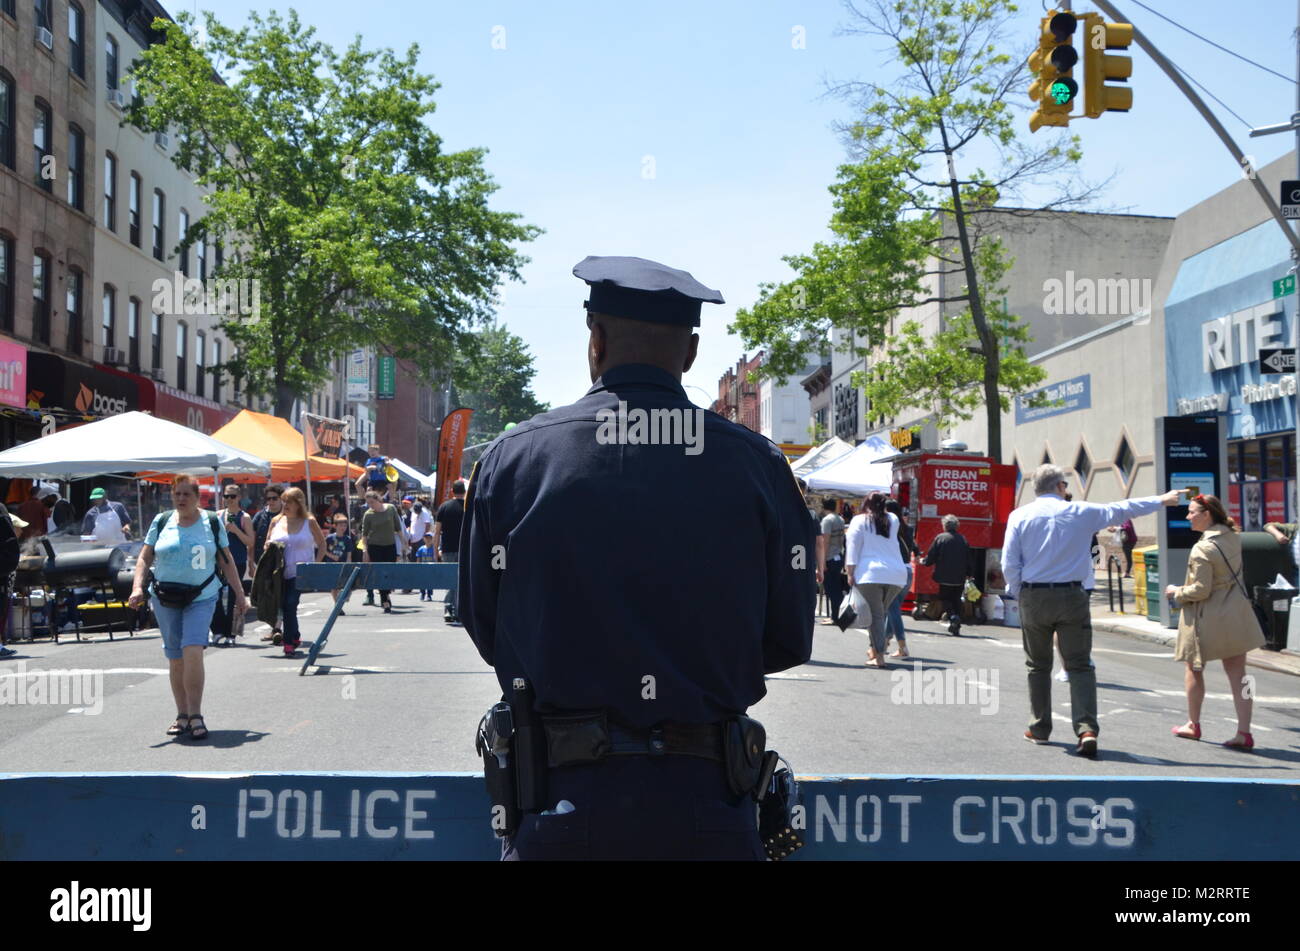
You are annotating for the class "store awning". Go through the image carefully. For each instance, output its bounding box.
[207,410,364,483]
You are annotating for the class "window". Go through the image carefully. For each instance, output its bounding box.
[34,0,50,31]
[105,34,119,91]
[0,70,13,170]
[1115,434,1135,485]
[1,0,13,18]
[152,189,165,261]
[68,3,84,78]
[65,270,82,355]
[0,234,12,332]
[128,172,141,246]
[33,99,51,192]
[101,285,115,350]
[176,322,187,390]
[32,252,50,344]
[1074,445,1091,490]
[214,239,224,271]
[212,338,222,403]
[178,209,190,276]
[196,235,206,281]
[128,297,140,370]
[103,153,116,230]
[67,124,84,210]
[195,330,205,397]
[151,312,161,369]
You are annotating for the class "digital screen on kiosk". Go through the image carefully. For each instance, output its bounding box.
[1163,415,1220,549]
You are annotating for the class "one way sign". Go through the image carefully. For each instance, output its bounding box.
[1260,348,1297,374]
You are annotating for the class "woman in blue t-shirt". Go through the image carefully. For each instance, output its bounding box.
[127,474,247,740]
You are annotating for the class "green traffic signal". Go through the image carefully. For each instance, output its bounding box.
[1051,78,1078,105]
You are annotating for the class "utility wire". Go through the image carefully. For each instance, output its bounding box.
[1167,57,1255,130]
[1131,0,1295,85]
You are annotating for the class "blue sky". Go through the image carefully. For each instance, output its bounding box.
[193,0,1299,414]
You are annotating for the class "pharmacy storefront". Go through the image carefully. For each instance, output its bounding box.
[1164,220,1297,529]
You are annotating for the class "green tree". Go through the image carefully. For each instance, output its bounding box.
[127,9,540,416]
[454,323,549,440]
[734,0,1102,461]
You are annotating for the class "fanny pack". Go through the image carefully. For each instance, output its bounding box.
[150,570,217,608]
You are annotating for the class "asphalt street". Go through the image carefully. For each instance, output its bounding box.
[2,591,1299,778]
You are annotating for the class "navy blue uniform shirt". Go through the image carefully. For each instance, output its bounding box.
[459,363,815,728]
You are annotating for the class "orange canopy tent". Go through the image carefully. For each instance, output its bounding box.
[205,409,364,484]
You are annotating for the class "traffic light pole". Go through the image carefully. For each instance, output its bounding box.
[1089,0,1300,260]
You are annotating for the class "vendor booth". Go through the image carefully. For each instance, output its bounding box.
[804,436,895,495]
[891,451,1017,620]
[790,437,855,478]
[0,412,270,641]
[208,410,363,484]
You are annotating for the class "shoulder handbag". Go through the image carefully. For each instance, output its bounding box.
[1204,538,1270,640]
[148,511,225,608]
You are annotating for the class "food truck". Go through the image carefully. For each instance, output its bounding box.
[891,450,1018,619]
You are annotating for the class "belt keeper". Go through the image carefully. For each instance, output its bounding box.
[649,726,666,755]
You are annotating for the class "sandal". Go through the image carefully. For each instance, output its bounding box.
[188,715,208,741]
[167,713,190,736]
[1172,721,1201,740]
[892,644,909,658]
[1223,732,1254,750]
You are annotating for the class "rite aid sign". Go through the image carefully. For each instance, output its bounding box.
[1201,299,1284,373]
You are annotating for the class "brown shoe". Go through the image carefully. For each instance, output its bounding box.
[1076,732,1098,758]
[1023,730,1049,745]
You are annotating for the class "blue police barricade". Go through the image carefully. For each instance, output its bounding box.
[292,563,458,676]
[2,772,1297,860]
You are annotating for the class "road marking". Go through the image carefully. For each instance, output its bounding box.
[375,628,427,633]
[264,665,398,673]
[0,667,168,680]
[285,719,312,735]
[766,672,818,679]
[1093,647,1174,657]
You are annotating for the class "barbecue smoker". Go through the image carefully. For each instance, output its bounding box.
[891,452,1017,619]
[21,539,138,641]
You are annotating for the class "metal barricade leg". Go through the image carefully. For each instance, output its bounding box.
[300,565,363,676]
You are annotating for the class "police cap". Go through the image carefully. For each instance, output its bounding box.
[574,255,724,327]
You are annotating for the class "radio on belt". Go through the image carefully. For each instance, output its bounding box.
[888,450,1018,622]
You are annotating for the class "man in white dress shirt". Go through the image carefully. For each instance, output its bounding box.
[1004,464,1184,758]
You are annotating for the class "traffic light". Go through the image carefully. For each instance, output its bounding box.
[1027,11,1079,132]
[1081,13,1133,118]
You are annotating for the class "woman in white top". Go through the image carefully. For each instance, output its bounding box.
[267,486,326,657]
[846,492,908,668]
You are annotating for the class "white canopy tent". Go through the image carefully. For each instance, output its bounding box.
[804,435,896,496]
[0,411,271,480]
[388,457,435,491]
[790,436,854,476]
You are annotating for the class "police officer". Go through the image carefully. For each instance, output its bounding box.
[460,255,815,860]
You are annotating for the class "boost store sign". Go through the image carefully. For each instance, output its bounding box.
[25,353,138,418]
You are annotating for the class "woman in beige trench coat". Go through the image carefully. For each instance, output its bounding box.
[1164,494,1265,749]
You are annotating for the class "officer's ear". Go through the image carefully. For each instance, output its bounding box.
[587,315,607,377]
[681,332,699,373]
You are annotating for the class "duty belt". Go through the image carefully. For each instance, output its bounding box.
[539,712,725,767]
[1021,581,1082,588]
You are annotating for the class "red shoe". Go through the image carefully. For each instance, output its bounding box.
[1223,732,1254,750]
[1172,722,1201,740]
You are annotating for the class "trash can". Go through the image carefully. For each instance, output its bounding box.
[1133,545,1154,618]
[1252,585,1292,651]
[1140,547,1162,622]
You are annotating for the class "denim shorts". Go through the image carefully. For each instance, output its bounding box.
[151,595,219,659]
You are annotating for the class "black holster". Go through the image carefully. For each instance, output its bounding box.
[721,715,767,800]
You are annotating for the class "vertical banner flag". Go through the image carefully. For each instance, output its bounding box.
[434,408,474,506]
[377,357,397,400]
[345,350,369,402]
[302,412,348,458]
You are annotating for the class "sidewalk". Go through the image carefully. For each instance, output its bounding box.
[1086,572,1300,678]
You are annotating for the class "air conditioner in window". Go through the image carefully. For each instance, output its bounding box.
[149,367,167,382]
[102,347,126,367]
[154,131,170,150]
[37,27,53,50]
[106,89,125,110]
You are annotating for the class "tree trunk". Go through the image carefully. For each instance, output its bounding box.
[274,380,296,420]
[939,128,1001,463]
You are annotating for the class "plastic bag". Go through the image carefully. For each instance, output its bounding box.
[963,578,981,603]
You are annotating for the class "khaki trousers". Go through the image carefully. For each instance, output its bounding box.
[1019,586,1098,739]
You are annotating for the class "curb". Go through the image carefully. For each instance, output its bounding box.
[1090,617,1300,677]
